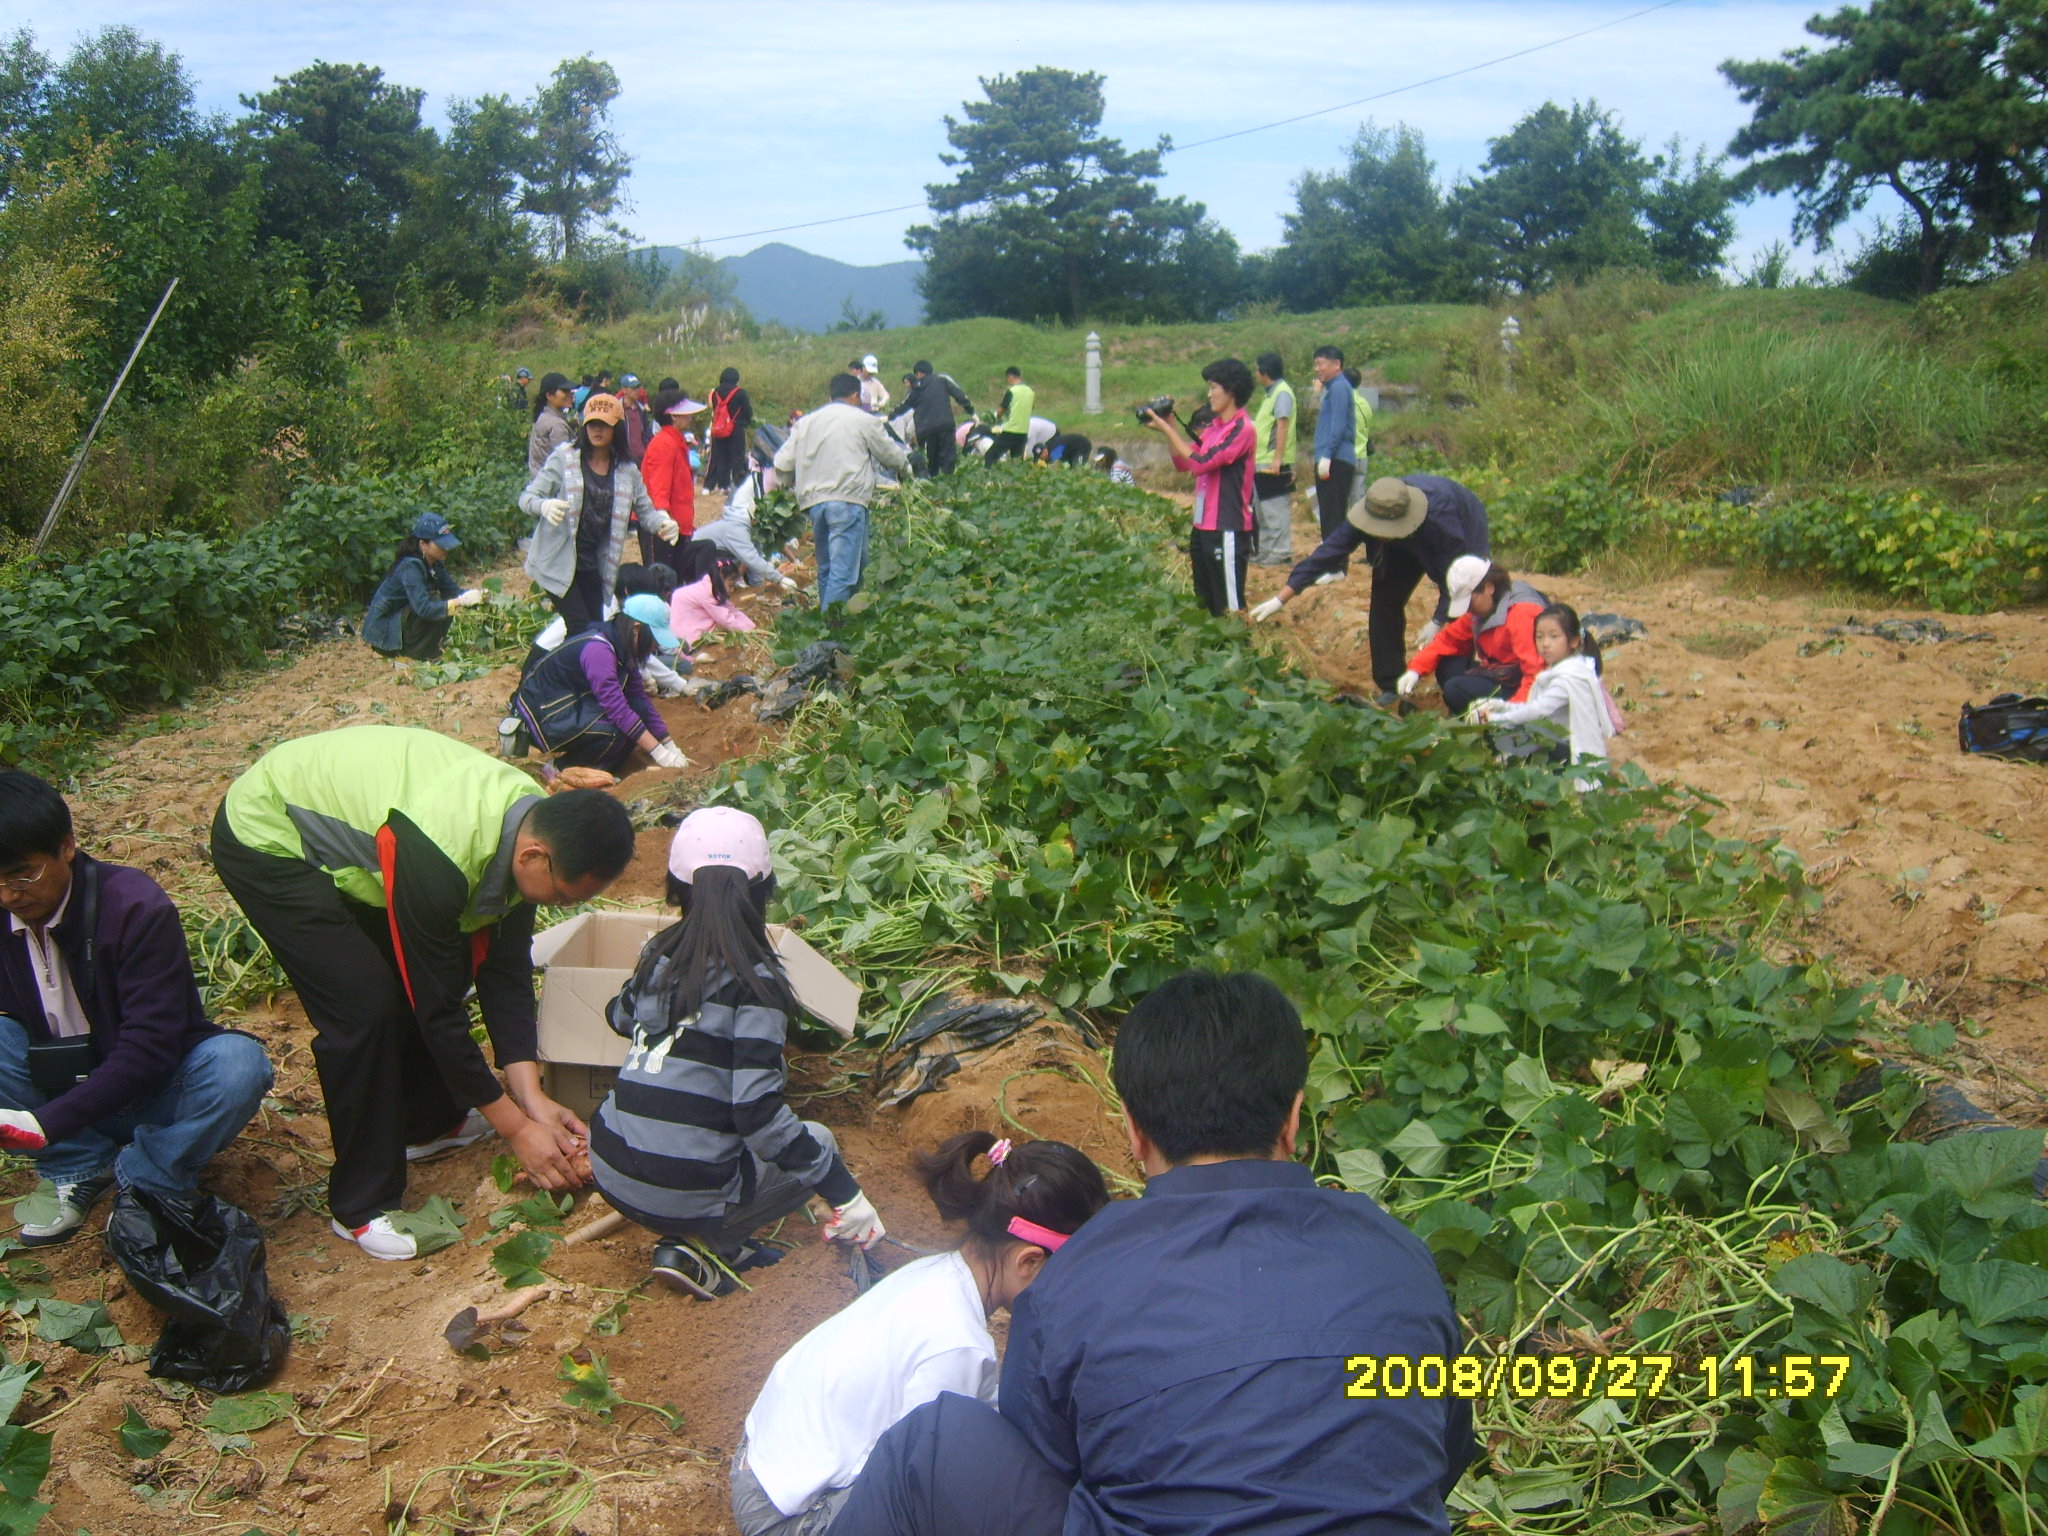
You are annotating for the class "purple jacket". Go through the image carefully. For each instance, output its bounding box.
[579,631,668,743]
[0,854,222,1143]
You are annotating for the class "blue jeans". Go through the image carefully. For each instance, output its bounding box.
[0,1017,272,1197]
[809,500,870,609]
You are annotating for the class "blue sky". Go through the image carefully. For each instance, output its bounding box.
[26,1,1850,275]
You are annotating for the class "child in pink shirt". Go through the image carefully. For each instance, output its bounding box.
[669,545,757,648]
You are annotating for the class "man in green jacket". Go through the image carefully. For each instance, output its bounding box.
[985,367,1036,464]
[210,726,637,1261]
[1251,353,1296,566]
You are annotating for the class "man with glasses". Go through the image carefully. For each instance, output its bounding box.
[0,772,272,1245]
[209,726,638,1261]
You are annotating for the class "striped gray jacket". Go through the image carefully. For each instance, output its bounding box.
[587,960,856,1229]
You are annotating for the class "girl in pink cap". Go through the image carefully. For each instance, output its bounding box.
[586,806,880,1298]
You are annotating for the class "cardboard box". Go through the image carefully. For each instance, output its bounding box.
[530,910,861,1122]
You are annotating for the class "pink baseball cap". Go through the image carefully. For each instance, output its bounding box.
[667,806,773,883]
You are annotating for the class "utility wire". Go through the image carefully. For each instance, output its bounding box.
[682,0,1684,248]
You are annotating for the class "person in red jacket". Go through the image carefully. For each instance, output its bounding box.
[1395,556,1549,713]
[639,390,705,564]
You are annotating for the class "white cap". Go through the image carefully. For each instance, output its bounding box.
[862,354,880,373]
[1443,555,1493,618]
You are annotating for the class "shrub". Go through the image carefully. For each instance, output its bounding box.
[1486,474,1647,575]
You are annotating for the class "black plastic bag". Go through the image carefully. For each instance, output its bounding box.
[1958,693,2048,763]
[104,1186,289,1392]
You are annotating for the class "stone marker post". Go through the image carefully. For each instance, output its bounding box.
[1084,331,1102,415]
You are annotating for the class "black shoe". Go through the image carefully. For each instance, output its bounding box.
[650,1241,737,1300]
[730,1239,786,1273]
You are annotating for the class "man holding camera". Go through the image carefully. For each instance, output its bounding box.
[0,772,271,1245]
[1141,359,1259,615]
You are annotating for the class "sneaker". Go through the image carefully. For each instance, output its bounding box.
[498,716,531,759]
[650,1241,738,1300]
[1313,571,1347,586]
[18,1173,114,1246]
[405,1109,494,1163]
[331,1215,419,1262]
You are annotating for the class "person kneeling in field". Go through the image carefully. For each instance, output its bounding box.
[0,772,272,1245]
[587,808,885,1300]
[732,1131,1109,1536]
[830,970,1474,1536]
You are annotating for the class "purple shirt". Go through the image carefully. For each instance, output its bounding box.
[580,632,668,742]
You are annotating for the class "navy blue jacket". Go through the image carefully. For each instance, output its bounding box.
[362,555,461,653]
[0,854,220,1143]
[1287,474,1491,621]
[1001,1158,1471,1535]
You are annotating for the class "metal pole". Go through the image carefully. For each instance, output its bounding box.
[1084,331,1102,416]
[30,275,180,558]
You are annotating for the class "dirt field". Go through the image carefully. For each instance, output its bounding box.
[16,489,2046,1533]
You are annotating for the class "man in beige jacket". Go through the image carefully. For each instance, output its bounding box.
[774,373,912,611]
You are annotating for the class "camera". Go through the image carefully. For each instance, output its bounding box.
[1134,396,1175,425]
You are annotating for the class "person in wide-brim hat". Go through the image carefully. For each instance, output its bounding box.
[1247,472,1494,708]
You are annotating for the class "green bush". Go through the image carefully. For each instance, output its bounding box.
[0,462,525,767]
[1486,474,1647,575]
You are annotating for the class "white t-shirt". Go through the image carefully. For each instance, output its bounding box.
[742,1250,997,1517]
[10,883,90,1038]
[1025,417,1057,452]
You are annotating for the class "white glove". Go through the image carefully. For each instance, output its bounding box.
[1471,698,1502,723]
[0,1110,46,1151]
[452,589,485,609]
[1396,669,1423,699]
[778,577,798,592]
[1249,596,1285,623]
[1317,458,1332,480]
[1414,620,1441,648]
[822,1191,885,1250]
[649,740,687,769]
[650,510,682,543]
[539,498,571,526]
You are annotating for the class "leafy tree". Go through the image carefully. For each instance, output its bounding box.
[240,62,434,315]
[1267,123,1453,308]
[391,93,540,306]
[1718,0,2048,294]
[910,67,1240,323]
[1643,138,1739,283]
[519,57,630,259]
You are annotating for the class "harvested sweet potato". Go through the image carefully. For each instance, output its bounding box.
[550,766,617,792]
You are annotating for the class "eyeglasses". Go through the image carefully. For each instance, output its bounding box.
[0,862,50,892]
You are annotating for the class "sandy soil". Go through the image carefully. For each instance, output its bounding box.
[1243,502,2048,1115]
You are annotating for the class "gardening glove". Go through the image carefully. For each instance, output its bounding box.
[778,576,799,592]
[452,589,485,609]
[1249,595,1286,623]
[0,1110,46,1152]
[649,740,687,770]
[539,498,571,526]
[650,510,682,543]
[1396,669,1423,699]
[1413,619,1441,648]
[822,1191,885,1250]
[1317,457,1332,480]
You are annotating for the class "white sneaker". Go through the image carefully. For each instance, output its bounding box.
[1313,571,1347,586]
[331,1215,418,1262]
[405,1109,494,1162]
[19,1173,114,1246]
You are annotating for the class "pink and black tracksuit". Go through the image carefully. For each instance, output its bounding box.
[1172,413,1258,614]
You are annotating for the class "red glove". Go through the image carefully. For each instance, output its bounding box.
[0,1110,47,1151]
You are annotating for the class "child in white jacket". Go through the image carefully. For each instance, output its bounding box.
[1472,603,1622,790]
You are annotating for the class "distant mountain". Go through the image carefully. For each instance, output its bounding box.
[641,242,925,332]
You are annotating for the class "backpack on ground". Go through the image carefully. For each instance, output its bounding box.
[711,388,737,439]
[1958,693,2048,762]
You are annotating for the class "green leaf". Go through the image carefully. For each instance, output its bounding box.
[0,1363,37,1426]
[0,1425,50,1503]
[32,1298,122,1354]
[1455,1002,1509,1037]
[118,1405,171,1460]
[1773,1254,1877,1333]
[491,1229,559,1289]
[485,1191,572,1234]
[490,1153,520,1194]
[1763,1087,1850,1155]
[199,1391,294,1436]
[1925,1127,2045,1218]
[1967,1382,2048,1475]
[1332,1148,1386,1197]
[1756,1455,1857,1536]
[1716,1445,1771,1534]
[386,1195,465,1255]
[7,1185,58,1233]
[1818,1404,1897,1480]
[1569,903,1647,974]
[1384,1120,1448,1177]
[557,1352,624,1421]
[1500,1056,1559,1121]
[1939,1258,2048,1326]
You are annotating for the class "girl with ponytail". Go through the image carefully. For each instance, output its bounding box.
[731,1130,1109,1536]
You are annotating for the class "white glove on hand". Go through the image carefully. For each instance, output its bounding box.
[539,498,571,526]
[650,510,681,543]
[1396,669,1423,699]
[649,740,687,770]
[1317,457,1333,480]
[1471,698,1502,724]
[453,589,485,609]
[1249,596,1286,623]
[1414,620,1442,648]
[822,1191,885,1250]
[0,1110,46,1151]
[778,577,799,592]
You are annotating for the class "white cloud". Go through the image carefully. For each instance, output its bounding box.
[28,1,1848,272]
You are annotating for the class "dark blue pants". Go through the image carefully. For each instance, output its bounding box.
[828,1394,1067,1536]
[1438,655,1516,714]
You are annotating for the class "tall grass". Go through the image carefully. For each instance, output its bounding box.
[1593,327,2018,491]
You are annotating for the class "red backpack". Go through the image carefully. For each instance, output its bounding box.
[711,387,737,439]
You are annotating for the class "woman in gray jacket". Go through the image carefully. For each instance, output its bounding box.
[521,393,680,633]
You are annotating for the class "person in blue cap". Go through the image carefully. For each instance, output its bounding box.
[362,512,485,660]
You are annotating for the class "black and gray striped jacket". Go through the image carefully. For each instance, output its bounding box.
[588,958,856,1229]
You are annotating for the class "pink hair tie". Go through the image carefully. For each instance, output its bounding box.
[987,1138,1013,1167]
[1007,1216,1069,1251]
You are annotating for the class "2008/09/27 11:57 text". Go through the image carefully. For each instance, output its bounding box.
[1343,1353,1852,1401]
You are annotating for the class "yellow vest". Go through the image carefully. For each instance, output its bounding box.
[1252,379,1296,473]
[1003,383,1035,434]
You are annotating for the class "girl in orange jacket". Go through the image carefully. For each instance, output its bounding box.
[1396,556,1549,714]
